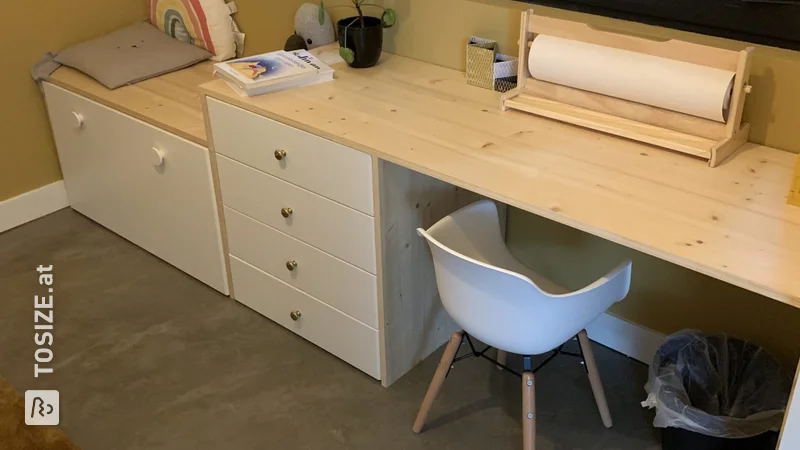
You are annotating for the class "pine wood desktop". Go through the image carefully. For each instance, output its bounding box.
[201,53,800,309]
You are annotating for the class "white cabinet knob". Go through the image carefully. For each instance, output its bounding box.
[72,112,84,129]
[150,147,166,167]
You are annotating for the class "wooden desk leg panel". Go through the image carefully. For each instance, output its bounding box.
[201,95,234,298]
[777,359,800,449]
[375,158,508,386]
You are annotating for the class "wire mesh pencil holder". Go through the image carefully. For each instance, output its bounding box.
[466,36,518,93]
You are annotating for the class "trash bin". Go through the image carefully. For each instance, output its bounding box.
[642,330,793,450]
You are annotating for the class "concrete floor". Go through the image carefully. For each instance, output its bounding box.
[0,209,661,450]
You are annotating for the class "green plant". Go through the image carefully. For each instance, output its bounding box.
[319,0,397,64]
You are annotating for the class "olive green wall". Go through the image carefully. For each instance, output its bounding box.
[0,0,147,202]
[233,0,309,55]
[234,0,355,56]
[381,0,800,366]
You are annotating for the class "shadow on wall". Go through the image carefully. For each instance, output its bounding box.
[746,64,776,147]
[506,207,800,369]
[381,0,523,71]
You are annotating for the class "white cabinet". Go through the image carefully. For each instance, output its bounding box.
[43,83,228,294]
[209,97,381,380]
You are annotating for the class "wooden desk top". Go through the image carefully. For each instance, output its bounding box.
[48,62,214,146]
[201,53,800,308]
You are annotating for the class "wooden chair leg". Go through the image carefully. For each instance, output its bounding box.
[497,349,508,370]
[522,371,536,450]
[578,329,613,428]
[412,331,464,433]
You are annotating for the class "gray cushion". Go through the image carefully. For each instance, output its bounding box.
[55,22,211,89]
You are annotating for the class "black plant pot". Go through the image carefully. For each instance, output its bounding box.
[337,16,383,68]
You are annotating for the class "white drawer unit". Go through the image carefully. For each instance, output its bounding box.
[230,256,381,379]
[207,98,374,216]
[205,93,492,386]
[43,83,228,294]
[217,155,377,274]
[225,207,379,329]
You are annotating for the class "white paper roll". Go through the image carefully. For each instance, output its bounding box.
[528,35,735,122]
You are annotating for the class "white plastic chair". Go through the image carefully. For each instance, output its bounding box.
[412,200,632,450]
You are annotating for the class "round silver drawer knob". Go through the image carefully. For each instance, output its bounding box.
[286,260,298,271]
[290,310,302,321]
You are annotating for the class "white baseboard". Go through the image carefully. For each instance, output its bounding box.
[0,181,69,234]
[586,312,664,366]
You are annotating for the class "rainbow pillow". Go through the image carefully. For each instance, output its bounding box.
[149,0,242,61]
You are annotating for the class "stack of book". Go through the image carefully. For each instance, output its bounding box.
[213,50,334,97]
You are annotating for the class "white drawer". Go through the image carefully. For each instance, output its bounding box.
[43,83,228,294]
[207,98,374,216]
[217,155,377,274]
[225,207,378,328]
[230,256,380,379]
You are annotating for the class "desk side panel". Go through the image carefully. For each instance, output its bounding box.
[376,159,506,386]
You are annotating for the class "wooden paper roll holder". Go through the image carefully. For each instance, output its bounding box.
[501,10,755,167]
